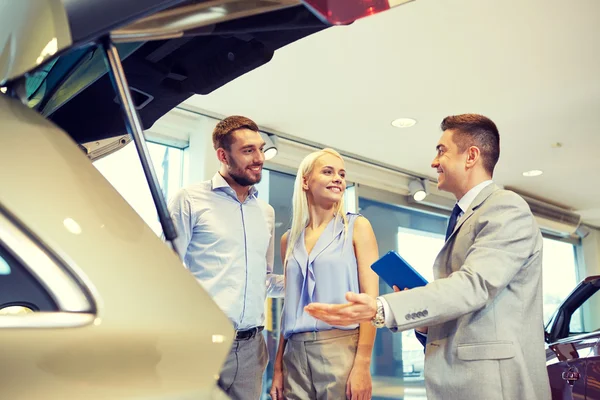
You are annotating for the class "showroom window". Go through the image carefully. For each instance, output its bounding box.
[358,197,447,398]
[569,289,600,335]
[93,141,185,235]
[541,236,579,327]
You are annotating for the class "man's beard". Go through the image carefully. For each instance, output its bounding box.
[228,156,262,187]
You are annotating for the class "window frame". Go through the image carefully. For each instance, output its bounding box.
[0,209,95,328]
[546,276,600,343]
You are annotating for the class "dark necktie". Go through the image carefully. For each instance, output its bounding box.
[445,204,462,240]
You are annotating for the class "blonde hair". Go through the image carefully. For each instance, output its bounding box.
[285,148,348,266]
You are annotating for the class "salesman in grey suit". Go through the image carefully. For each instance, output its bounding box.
[305,114,551,400]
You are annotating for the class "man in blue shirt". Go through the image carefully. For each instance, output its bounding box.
[168,115,284,399]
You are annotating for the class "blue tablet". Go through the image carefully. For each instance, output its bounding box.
[371,250,428,290]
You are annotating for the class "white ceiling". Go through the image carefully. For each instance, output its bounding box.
[184,0,600,227]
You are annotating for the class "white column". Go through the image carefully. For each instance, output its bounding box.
[579,226,600,331]
[580,226,600,277]
[344,183,359,214]
[187,115,220,184]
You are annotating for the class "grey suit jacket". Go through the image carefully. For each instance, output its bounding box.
[383,184,551,400]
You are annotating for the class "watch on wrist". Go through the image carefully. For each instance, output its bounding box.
[371,298,385,328]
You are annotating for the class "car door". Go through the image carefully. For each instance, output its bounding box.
[0,209,96,398]
[547,336,597,399]
[585,338,600,399]
[546,277,600,399]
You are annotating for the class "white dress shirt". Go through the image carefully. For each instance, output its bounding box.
[379,180,494,327]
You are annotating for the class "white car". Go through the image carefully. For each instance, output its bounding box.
[0,0,410,398]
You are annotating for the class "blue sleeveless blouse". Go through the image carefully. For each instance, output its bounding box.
[281,213,361,339]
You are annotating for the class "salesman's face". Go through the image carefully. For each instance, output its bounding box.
[431,129,468,199]
[223,129,265,187]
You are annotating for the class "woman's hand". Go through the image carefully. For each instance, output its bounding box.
[346,364,372,400]
[270,366,284,400]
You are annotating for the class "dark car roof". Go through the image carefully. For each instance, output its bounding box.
[25,2,327,144]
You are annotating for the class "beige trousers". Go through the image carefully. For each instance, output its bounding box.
[283,328,359,400]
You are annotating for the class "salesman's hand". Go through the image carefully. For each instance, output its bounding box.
[304,292,377,326]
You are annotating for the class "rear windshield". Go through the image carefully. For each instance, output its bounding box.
[24,43,141,117]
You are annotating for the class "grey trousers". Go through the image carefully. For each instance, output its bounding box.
[218,333,268,400]
[283,328,359,400]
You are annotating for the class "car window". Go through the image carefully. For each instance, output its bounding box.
[0,257,9,275]
[569,289,600,335]
[0,244,58,313]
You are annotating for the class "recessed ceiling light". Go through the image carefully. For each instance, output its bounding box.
[522,170,543,177]
[391,118,417,128]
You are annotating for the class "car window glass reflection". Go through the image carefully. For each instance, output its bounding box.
[0,306,34,316]
[569,290,600,335]
[0,257,10,275]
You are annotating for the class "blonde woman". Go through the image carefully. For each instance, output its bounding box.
[270,149,379,400]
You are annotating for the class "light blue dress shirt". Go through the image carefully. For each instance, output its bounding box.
[282,213,361,339]
[168,173,284,330]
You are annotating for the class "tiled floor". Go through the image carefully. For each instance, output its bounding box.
[261,375,427,399]
[372,376,427,400]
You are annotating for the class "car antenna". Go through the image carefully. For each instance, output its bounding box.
[100,38,181,258]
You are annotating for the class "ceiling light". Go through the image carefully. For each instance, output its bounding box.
[0,87,6,94]
[408,178,428,201]
[523,170,543,177]
[261,132,278,160]
[391,118,417,128]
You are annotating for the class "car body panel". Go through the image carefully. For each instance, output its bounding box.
[0,1,407,398]
[0,0,72,84]
[0,93,234,399]
[546,276,600,399]
[47,4,327,145]
[547,334,598,398]
[0,0,327,145]
[62,0,186,45]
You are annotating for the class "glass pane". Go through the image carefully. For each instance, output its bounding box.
[359,197,447,399]
[397,229,444,283]
[0,245,58,312]
[0,257,10,275]
[541,237,578,328]
[93,141,184,235]
[257,169,296,399]
[569,290,600,335]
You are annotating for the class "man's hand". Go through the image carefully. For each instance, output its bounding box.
[304,292,377,326]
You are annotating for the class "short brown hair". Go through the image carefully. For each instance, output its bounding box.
[441,114,500,175]
[212,115,259,150]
